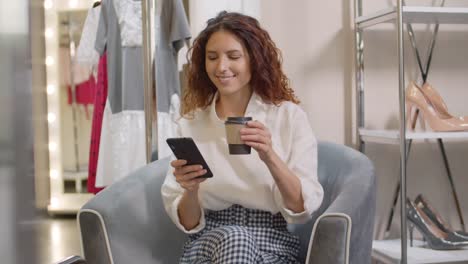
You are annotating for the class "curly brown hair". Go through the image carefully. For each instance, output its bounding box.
[181,11,299,117]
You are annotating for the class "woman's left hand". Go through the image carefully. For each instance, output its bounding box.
[240,120,275,162]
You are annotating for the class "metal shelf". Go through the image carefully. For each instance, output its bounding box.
[359,128,468,144]
[373,239,468,264]
[354,1,468,263]
[356,6,468,28]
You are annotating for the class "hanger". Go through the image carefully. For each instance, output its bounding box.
[93,1,101,8]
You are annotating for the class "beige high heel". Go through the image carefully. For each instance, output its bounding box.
[406,82,468,132]
[420,82,468,122]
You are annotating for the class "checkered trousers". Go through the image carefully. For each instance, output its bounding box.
[179,204,300,264]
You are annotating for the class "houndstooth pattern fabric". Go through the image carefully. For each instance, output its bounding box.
[179,205,300,264]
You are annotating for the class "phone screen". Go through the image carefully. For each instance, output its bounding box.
[166,137,213,178]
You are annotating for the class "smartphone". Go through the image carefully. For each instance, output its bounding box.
[166,137,213,178]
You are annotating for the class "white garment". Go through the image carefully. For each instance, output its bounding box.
[59,48,92,85]
[113,0,142,47]
[161,93,324,234]
[95,100,146,187]
[157,93,181,159]
[75,6,101,69]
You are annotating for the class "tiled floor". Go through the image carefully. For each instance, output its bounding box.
[1,167,82,264]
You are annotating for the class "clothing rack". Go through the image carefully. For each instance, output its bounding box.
[60,15,83,172]
[59,12,90,192]
[141,0,155,163]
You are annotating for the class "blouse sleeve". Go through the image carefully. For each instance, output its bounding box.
[273,106,324,224]
[169,0,191,52]
[160,118,206,234]
[94,1,107,55]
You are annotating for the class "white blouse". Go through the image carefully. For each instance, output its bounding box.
[161,93,324,234]
[75,6,100,69]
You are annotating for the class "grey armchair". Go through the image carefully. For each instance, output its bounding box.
[77,141,375,264]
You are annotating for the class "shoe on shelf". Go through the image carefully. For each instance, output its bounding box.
[415,194,468,241]
[405,82,468,132]
[420,82,468,122]
[406,198,468,250]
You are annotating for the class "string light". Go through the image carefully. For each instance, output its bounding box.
[49,142,57,152]
[47,113,57,123]
[45,56,55,66]
[45,28,54,38]
[44,0,53,10]
[50,197,59,206]
[69,0,78,8]
[50,169,59,179]
[47,84,56,95]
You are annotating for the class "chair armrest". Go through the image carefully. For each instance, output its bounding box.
[305,213,351,264]
[307,141,376,264]
[78,157,187,264]
[321,155,375,264]
[55,255,86,264]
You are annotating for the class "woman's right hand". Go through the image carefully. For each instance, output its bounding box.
[171,159,208,192]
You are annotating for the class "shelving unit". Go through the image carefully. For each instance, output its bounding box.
[359,129,468,145]
[354,1,468,263]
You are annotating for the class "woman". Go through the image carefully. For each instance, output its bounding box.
[161,11,323,263]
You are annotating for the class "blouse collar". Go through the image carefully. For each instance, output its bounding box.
[209,91,266,124]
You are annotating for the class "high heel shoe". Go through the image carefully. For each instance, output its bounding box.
[405,82,468,132]
[406,198,468,250]
[420,82,468,122]
[415,194,468,241]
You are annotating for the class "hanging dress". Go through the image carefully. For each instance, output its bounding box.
[87,54,107,194]
[94,0,146,187]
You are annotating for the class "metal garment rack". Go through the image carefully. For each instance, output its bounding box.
[65,18,81,173]
[354,1,468,263]
[141,0,155,163]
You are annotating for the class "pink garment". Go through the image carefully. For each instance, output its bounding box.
[67,75,96,105]
[67,75,96,119]
[87,54,107,195]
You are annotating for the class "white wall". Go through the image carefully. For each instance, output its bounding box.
[190,0,468,240]
[186,0,468,241]
[258,0,468,240]
[260,0,354,144]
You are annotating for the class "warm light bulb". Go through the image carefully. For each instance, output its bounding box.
[69,0,78,8]
[70,42,76,57]
[47,113,56,123]
[45,56,54,66]
[45,28,54,38]
[47,84,56,95]
[50,169,59,179]
[44,0,53,10]
[49,142,57,152]
[50,197,59,206]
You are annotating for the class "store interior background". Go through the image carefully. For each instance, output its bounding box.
[1,0,468,263]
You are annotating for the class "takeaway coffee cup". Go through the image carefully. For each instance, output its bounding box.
[225,117,253,155]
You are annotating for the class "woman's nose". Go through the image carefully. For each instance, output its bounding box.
[216,57,228,72]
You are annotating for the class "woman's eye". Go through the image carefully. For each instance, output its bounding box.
[229,56,241,60]
[207,57,217,61]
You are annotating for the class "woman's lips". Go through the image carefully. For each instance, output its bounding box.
[216,75,235,84]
